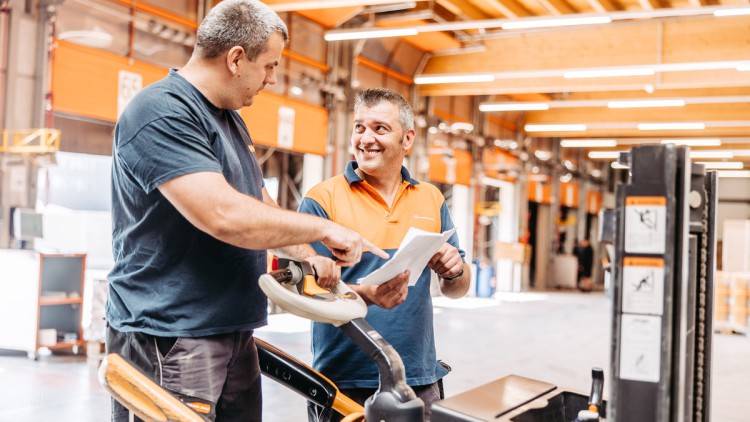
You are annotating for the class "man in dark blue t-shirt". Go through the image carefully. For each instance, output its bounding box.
[106,1,385,421]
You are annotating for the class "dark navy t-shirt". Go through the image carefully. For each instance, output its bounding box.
[107,69,268,337]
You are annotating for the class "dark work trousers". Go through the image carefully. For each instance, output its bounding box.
[307,381,443,422]
[106,325,262,422]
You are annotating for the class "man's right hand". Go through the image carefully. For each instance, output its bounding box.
[353,270,409,309]
[322,222,388,266]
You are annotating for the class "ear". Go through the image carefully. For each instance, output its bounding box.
[226,46,245,76]
[402,128,415,152]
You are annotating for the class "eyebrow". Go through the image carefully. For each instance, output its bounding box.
[353,119,390,128]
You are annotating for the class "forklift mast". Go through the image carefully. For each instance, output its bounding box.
[610,144,718,422]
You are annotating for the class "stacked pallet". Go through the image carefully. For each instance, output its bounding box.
[714,271,749,335]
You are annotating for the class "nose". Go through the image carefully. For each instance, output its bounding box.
[265,69,277,85]
[361,127,378,142]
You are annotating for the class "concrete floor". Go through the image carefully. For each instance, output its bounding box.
[0,291,748,421]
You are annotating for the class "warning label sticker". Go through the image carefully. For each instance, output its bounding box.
[619,314,661,383]
[624,196,667,254]
[622,257,665,316]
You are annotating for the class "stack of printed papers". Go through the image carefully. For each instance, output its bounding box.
[358,227,456,286]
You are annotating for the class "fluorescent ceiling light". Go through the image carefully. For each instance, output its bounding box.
[730,149,750,156]
[534,150,553,161]
[660,138,721,146]
[689,151,734,159]
[324,28,418,41]
[564,68,654,79]
[271,0,428,12]
[717,170,750,178]
[501,16,611,30]
[637,123,706,130]
[697,162,743,170]
[57,29,113,48]
[589,151,625,159]
[738,65,750,71]
[525,124,587,132]
[589,151,623,160]
[528,174,548,182]
[414,74,494,84]
[611,162,630,169]
[608,99,685,108]
[714,8,750,17]
[480,103,549,112]
[451,122,474,132]
[561,139,618,148]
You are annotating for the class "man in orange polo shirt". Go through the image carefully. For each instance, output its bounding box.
[299,88,471,421]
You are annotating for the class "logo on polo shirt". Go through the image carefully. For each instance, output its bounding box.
[413,215,435,221]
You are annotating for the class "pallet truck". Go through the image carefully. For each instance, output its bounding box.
[99,259,607,421]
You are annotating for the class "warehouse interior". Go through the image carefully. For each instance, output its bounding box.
[0,0,749,421]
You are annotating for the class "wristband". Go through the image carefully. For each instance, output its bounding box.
[441,268,464,281]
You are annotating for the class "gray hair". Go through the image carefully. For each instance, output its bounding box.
[196,0,288,61]
[354,88,414,132]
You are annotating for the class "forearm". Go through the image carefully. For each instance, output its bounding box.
[439,262,471,299]
[271,242,318,261]
[159,172,336,251]
[210,194,336,250]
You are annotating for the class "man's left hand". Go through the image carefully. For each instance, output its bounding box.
[428,243,463,280]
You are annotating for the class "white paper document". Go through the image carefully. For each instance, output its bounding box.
[358,227,456,287]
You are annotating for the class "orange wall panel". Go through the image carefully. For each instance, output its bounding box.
[560,181,579,208]
[51,40,167,123]
[429,145,471,186]
[587,190,602,214]
[51,41,328,155]
[239,92,328,156]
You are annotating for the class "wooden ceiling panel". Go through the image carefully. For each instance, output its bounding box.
[295,8,362,28]
[375,19,462,51]
[277,0,750,158]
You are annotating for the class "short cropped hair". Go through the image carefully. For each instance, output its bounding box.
[354,88,414,132]
[196,0,289,61]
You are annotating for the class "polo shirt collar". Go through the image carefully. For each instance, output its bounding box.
[344,161,419,186]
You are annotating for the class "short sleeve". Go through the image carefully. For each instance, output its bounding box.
[116,116,222,194]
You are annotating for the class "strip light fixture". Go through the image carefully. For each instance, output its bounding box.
[717,170,750,178]
[479,102,549,111]
[689,151,734,159]
[589,151,625,159]
[501,16,611,29]
[608,99,685,108]
[270,0,429,12]
[637,123,706,131]
[324,28,418,41]
[697,162,744,170]
[414,74,494,84]
[479,96,750,111]
[525,124,587,132]
[660,139,721,146]
[564,68,655,79]
[713,7,750,17]
[560,139,618,148]
[418,61,750,84]
[324,5,750,42]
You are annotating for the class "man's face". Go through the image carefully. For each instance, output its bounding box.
[351,101,414,178]
[238,32,284,108]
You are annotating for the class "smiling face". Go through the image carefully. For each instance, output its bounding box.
[351,100,415,179]
[230,31,284,109]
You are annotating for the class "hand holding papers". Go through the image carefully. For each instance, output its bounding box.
[357,227,456,286]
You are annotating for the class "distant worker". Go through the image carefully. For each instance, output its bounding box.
[574,238,594,292]
[476,257,496,298]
